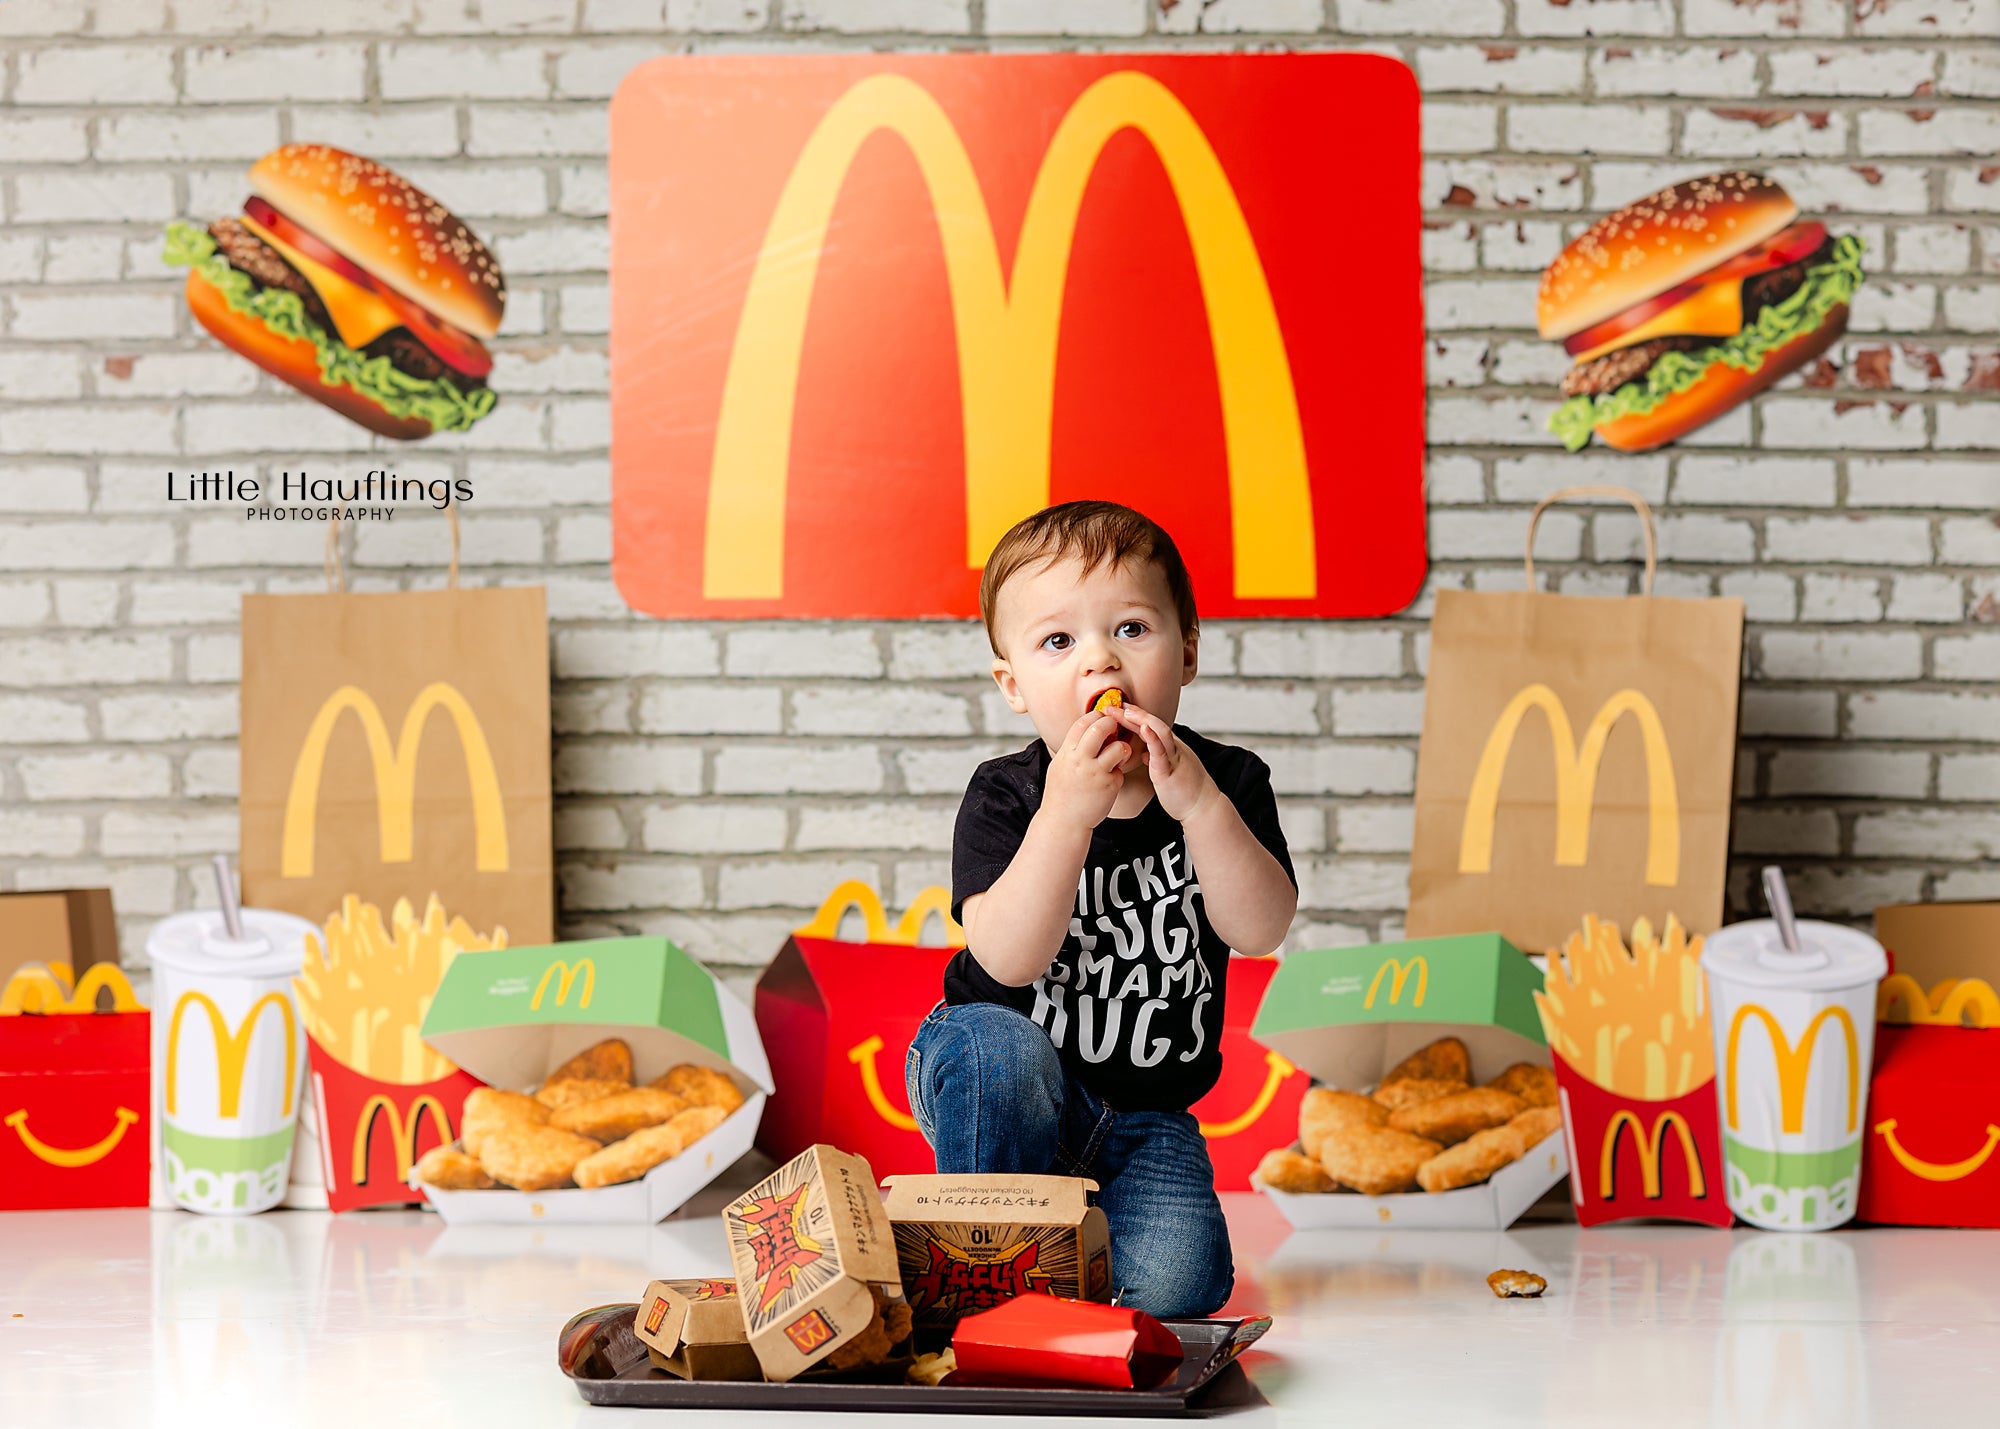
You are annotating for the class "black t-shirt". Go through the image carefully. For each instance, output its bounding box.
[945,726,1296,1113]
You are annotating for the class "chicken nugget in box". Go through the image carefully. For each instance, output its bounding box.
[721,1144,911,1383]
[632,1278,761,1382]
[881,1174,1111,1332]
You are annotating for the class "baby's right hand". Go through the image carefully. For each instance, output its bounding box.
[1042,710,1131,832]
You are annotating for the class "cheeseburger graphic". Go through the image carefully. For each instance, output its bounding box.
[1542,170,1863,452]
[165,145,502,439]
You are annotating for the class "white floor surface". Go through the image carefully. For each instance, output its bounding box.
[4,1179,1998,1428]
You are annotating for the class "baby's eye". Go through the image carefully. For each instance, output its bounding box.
[1116,620,1147,639]
[1040,632,1073,652]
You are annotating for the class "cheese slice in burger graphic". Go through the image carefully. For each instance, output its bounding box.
[1542,170,1864,452]
[164,145,503,440]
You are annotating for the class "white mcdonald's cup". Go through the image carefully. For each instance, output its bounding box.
[1701,919,1887,1231]
[148,908,317,1216]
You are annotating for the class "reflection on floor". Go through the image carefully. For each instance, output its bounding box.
[4,1182,1997,1428]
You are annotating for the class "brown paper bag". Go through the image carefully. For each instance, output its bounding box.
[1408,486,1743,953]
[240,518,553,943]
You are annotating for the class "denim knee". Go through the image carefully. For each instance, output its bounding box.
[908,1003,1063,1174]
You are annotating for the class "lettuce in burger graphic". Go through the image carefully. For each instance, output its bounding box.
[165,145,502,439]
[1541,170,1863,452]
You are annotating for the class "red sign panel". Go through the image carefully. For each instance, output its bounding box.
[610,54,1426,620]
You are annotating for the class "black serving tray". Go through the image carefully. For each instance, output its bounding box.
[558,1303,1271,1415]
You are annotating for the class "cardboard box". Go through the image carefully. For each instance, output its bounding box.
[0,889,119,993]
[417,937,773,1223]
[1863,902,2000,1228]
[722,1144,908,1383]
[951,1296,1183,1391]
[1249,934,1568,1229]
[0,965,149,1211]
[633,1278,762,1381]
[880,1174,1111,1330]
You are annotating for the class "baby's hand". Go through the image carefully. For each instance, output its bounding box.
[1043,708,1131,832]
[1109,703,1217,824]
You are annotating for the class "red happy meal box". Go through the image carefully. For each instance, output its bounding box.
[0,965,151,1211]
[1861,902,2000,1228]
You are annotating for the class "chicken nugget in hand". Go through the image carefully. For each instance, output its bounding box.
[1384,1036,1471,1086]
[1372,1078,1468,1113]
[552,1087,690,1142]
[1389,1087,1526,1146]
[1509,1105,1563,1147]
[1417,1124,1529,1193]
[1300,1088,1387,1159]
[1319,1125,1441,1196]
[1257,1148,1336,1194]
[547,1037,634,1085]
[649,1064,745,1114]
[1486,1063,1559,1109]
[460,1088,549,1160]
[413,1145,494,1190]
[535,1076,631,1111]
[479,1125,601,1192]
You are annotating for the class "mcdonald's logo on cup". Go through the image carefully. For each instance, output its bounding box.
[165,990,298,1121]
[1724,1004,1861,1138]
[1459,684,1680,887]
[282,682,509,879]
[532,959,596,1011]
[1364,957,1427,1010]
[609,54,1426,621]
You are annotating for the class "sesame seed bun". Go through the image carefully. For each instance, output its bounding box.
[1590,302,1846,452]
[1538,171,1798,342]
[247,144,506,340]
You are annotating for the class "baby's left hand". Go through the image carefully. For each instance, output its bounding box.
[1111,703,1217,823]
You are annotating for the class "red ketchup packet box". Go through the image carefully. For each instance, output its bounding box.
[949,1295,1184,1392]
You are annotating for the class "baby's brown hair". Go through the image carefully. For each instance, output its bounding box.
[978,501,1197,656]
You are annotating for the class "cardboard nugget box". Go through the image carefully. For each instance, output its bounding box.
[723,1144,909,1383]
[633,1277,762,1381]
[1249,934,1568,1229]
[881,1174,1111,1331]
[417,937,773,1223]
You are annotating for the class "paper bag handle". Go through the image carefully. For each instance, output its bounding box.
[324,505,462,593]
[795,880,966,948]
[1524,484,1656,596]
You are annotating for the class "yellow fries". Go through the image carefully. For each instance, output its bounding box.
[1534,914,1712,1099]
[294,893,505,1085]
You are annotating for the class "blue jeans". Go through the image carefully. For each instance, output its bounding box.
[905,1000,1234,1318]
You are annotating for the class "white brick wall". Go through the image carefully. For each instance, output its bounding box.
[0,1,1994,965]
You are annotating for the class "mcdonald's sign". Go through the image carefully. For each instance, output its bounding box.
[608,54,1426,620]
[1551,1051,1729,1228]
[1364,957,1427,1010]
[1724,1004,1861,1137]
[1600,1109,1706,1201]
[165,990,298,1121]
[532,958,596,1011]
[351,1093,452,1186]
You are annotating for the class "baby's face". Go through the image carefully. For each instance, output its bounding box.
[989,554,1197,753]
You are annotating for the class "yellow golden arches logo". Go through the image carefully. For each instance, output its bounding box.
[1459,684,1680,886]
[0,963,143,1015]
[1874,1119,2000,1183]
[351,1093,452,1185]
[1876,974,2000,1028]
[165,991,297,1119]
[1364,956,1427,1009]
[531,958,596,1011]
[1724,1003,1859,1136]
[704,69,1316,603]
[796,881,966,947]
[4,1107,140,1169]
[1600,1108,1706,1200]
[282,683,508,880]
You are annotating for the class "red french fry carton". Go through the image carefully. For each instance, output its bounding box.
[293,895,500,1213]
[950,1295,1184,1392]
[0,965,151,1211]
[1552,1051,1730,1228]
[757,883,1305,1189]
[1859,900,2000,1228]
